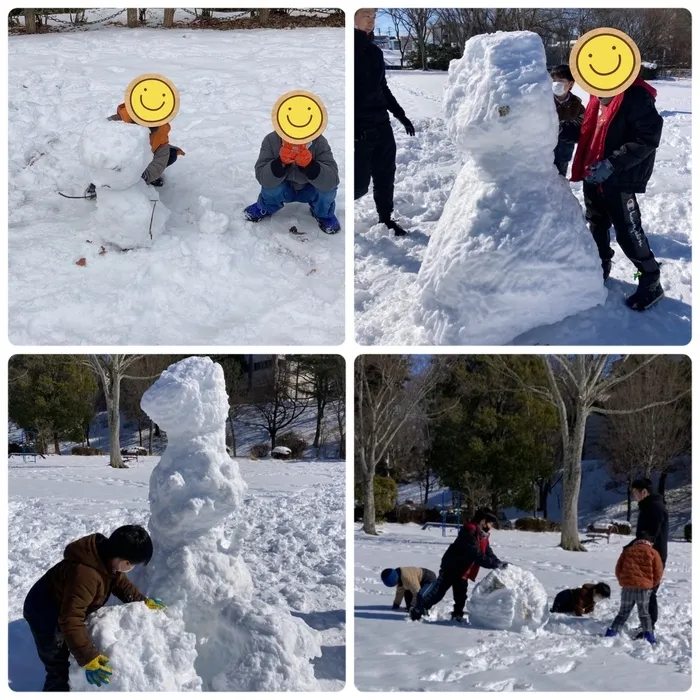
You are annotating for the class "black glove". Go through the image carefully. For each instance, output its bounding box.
[400,117,415,136]
[392,603,401,610]
[497,561,509,570]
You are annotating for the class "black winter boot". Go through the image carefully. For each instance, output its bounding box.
[602,259,612,281]
[380,218,407,237]
[625,272,664,311]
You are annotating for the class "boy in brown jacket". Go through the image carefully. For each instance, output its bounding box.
[22,525,165,691]
[381,567,436,611]
[605,534,664,644]
[550,581,611,616]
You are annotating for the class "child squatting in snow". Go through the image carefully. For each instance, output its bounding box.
[381,566,437,611]
[550,581,612,616]
[22,525,166,691]
[605,533,664,644]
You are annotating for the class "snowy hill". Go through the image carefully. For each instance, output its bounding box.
[355,524,690,691]
[8,457,345,690]
[8,26,344,345]
[355,72,691,345]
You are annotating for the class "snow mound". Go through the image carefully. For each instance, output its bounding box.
[79,119,152,190]
[415,31,606,345]
[468,565,549,632]
[198,196,230,235]
[68,602,201,691]
[94,181,169,249]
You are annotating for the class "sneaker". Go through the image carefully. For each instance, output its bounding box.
[380,218,407,237]
[310,207,341,234]
[602,259,612,281]
[643,631,657,645]
[85,183,96,200]
[150,177,164,188]
[243,202,271,223]
[605,629,617,638]
[625,273,664,311]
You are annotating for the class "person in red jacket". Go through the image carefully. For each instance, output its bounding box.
[410,509,507,622]
[570,78,664,311]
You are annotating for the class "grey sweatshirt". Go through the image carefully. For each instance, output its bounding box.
[254,132,339,193]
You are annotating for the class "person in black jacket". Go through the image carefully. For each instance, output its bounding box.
[570,79,664,311]
[354,8,415,237]
[409,509,507,622]
[630,477,669,635]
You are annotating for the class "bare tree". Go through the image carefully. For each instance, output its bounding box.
[163,9,175,28]
[380,9,414,67]
[491,355,690,551]
[356,355,453,535]
[25,10,37,34]
[127,9,138,28]
[401,9,435,70]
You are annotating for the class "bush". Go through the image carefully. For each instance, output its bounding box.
[685,523,691,542]
[8,443,22,454]
[275,431,308,459]
[515,517,561,532]
[407,43,462,71]
[71,446,105,456]
[249,443,270,459]
[354,476,398,520]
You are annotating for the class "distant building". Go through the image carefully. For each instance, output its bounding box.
[241,355,314,399]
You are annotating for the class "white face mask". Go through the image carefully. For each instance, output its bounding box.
[114,563,134,574]
[552,81,569,97]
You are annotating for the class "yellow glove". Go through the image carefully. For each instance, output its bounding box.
[145,597,166,610]
[83,655,112,686]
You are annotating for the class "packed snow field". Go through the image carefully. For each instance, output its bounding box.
[355,71,691,345]
[355,524,691,691]
[8,27,344,344]
[8,457,345,690]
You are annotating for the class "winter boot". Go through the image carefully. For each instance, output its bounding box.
[85,183,96,200]
[243,202,272,223]
[625,272,664,311]
[602,259,612,281]
[643,631,656,645]
[604,629,617,638]
[310,207,341,234]
[150,177,165,188]
[409,606,424,622]
[384,219,407,237]
[450,613,465,623]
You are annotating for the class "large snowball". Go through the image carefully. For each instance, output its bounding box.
[94,181,169,250]
[68,603,201,691]
[468,566,549,632]
[79,119,152,190]
[415,31,606,344]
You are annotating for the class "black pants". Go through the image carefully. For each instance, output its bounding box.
[583,183,659,275]
[419,569,468,617]
[550,589,574,613]
[166,146,179,167]
[354,122,397,222]
[404,569,437,608]
[554,161,569,177]
[649,585,659,628]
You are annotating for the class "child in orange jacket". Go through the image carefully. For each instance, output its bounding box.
[605,534,664,644]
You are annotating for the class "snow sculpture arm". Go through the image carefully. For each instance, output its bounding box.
[606,89,663,172]
[57,565,103,667]
[255,134,288,189]
[142,144,170,184]
[302,137,339,192]
[111,572,148,604]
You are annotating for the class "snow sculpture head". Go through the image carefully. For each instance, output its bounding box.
[444,31,557,158]
[142,356,230,438]
[79,119,152,190]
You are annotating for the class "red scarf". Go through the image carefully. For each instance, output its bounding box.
[461,523,489,581]
[570,78,657,182]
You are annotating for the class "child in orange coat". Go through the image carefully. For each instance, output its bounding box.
[605,534,664,644]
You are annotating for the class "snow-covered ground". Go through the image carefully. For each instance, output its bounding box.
[355,523,691,691]
[8,26,344,344]
[355,71,691,345]
[8,457,345,690]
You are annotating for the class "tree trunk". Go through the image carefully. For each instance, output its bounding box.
[362,474,378,535]
[148,420,153,455]
[559,410,588,551]
[25,10,37,33]
[270,427,277,450]
[424,466,431,505]
[85,422,91,447]
[138,420,143,447]
[259,9,270,26]
[626,483,632,523]
[155,423,161,437]
[127,9,138,28]
[53,433,61,455]
[228,415,237,457]
[163,8,175,28]
[658,471,668,502]
[338,431,346,459]
[313,398,323,448]
[108,382,126,468]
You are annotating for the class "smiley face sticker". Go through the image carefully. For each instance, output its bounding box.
[271,90,328,145]
[124,74,180,127]
[570,28,641,98]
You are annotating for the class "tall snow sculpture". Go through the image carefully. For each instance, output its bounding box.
[415,31,606,344]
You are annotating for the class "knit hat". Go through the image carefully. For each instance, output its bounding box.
[381,568,399,587]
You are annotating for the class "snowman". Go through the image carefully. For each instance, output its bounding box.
[78,118,170,250]
[415,31,607,345]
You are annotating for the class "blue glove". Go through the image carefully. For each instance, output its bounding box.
[83,655,112,687]
[145,597,166,610]
[584,159,614,184]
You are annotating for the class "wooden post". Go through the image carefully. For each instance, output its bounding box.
[259,9,270,26]
[25,9,37,34]
[163,8,175,28]
[127,8,138,28]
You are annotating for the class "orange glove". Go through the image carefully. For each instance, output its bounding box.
[280,141,297,165]
[295,144,313,168]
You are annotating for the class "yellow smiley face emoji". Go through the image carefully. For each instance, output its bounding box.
[271,90,328,145]
[570,28,641,98]
[124,74,180,127]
